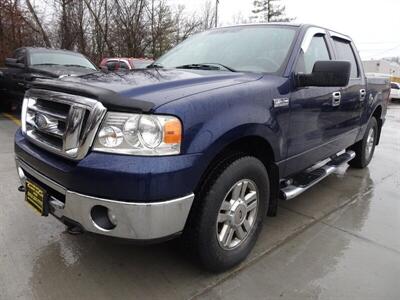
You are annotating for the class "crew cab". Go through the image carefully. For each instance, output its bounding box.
[14,24,389,272]
[0,47,97,111]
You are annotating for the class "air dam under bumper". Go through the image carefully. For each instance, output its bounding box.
[16,158,194,240]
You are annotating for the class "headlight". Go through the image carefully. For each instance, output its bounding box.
[93,112,182,156]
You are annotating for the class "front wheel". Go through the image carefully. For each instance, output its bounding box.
[184,156,269,272]
[348,117,378,168]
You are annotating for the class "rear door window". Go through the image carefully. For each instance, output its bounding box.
[119,61,130,70]
[332,38,359,78]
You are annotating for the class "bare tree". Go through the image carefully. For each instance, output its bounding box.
[83,0,114,57]
[1,0,226,64]
[201,0,216,30]
[25,0,52,47]
[231,12,250,25]
[173,5,202,45]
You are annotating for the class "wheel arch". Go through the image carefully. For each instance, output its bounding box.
[372,104,383,145]
[194,134,280,217]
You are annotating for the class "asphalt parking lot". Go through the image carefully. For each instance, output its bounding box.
[0,103,399,300]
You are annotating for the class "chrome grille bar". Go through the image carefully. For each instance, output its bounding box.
[21,89,107,160]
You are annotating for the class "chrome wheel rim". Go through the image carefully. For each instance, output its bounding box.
[365,127,375,160]
[216,179,259,250]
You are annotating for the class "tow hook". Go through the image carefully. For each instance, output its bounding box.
[67,225,84,235]
[18,185,26,192]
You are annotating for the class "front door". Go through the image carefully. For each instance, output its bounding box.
[286,30,340,174]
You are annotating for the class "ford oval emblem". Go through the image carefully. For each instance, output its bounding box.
[35,113,49,130]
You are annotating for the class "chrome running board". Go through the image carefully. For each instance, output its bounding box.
[280,151,356,201]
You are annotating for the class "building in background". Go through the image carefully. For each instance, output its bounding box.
[363,59,400,78]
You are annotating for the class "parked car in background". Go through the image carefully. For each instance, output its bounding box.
[0,47,97,111]
[15,24,389,272]
[99,57,154,71]
[390,82,400,100]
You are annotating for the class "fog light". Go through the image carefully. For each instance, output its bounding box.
[90,205,117,231]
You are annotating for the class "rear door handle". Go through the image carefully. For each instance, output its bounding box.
[360,89,366,102]
[332,91,341,107]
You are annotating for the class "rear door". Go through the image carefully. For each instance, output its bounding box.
[330,35,366,140]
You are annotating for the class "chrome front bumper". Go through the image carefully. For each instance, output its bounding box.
[16,158,194,240]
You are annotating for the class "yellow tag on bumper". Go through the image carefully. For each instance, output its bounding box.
[25,180,45,215]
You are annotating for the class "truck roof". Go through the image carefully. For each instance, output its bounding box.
[213,23,352,42]
[16,47,85,56]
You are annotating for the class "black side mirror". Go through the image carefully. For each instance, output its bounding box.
[296,61,351,88]
[5,58,25,69]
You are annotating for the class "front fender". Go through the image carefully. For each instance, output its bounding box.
[156,77,290,161]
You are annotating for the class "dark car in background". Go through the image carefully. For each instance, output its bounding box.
[0,47,97,111]
[99,57,154,71]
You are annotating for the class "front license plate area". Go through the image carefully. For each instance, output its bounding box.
[25,180,48,216]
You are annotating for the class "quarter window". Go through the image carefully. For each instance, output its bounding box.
[332,38,359,78]
[297,35,330,74]
[119,62,130,70]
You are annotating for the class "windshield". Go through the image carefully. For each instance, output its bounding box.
[30,52,97,70]
[156,26,297,73]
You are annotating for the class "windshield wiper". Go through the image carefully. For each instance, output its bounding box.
[63,64,93,69]
[147,63,164,69]
[33,63,60,66]
[176,63,236,72]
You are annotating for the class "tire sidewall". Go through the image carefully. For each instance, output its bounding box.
[361,117,378,166]
[197,157,269,270]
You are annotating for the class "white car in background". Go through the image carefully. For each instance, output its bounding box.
[390,82,400,100]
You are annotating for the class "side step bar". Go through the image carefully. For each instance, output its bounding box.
[280,150,356,201]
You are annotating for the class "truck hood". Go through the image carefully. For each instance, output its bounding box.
[29,65,97,78]
[32,69,263,112]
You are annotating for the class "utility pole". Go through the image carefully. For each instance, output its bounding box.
[215,0,219,28]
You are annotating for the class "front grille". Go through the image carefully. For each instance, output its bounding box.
[22,89,107,160]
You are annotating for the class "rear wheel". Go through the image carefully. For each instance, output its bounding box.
[348,117,378,168]
[184,156,269,272]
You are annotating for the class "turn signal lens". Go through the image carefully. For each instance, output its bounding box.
[163,119,182,144]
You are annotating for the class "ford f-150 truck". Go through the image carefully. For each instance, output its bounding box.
[14,24,390,272]
[0,47,97,111]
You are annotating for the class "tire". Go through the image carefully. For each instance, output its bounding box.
[348,117,378,168]
[184,156,269,272]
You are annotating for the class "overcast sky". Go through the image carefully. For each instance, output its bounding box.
[170,0,400,60]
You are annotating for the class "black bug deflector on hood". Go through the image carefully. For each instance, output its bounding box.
[31,77,155,113]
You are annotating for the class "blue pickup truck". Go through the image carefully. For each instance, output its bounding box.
[15,24,389,272]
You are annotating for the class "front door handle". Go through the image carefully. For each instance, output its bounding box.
[360,89,366,102]
[332,91,341,107]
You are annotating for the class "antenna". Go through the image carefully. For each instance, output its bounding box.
[215,0,219,28]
